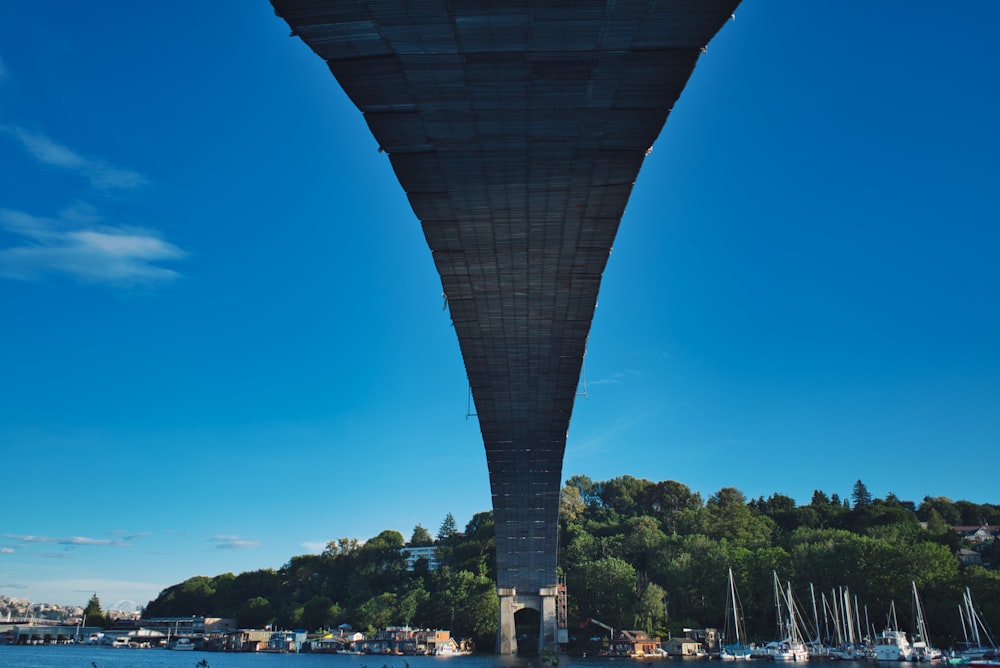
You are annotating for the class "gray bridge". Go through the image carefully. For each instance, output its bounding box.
[270,0,740,653]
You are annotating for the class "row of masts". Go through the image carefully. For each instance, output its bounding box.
[726,571,996,657]
[958,586,995,652]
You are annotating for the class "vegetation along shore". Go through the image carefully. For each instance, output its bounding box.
[5,477,998,656]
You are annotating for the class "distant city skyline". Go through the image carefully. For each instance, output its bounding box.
[1,2,997,608]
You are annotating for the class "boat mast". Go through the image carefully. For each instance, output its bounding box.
[967,589,982,648]
[843,589,855,644]
[821,592,834,647]
[786,580,802,643]
[960,603,971,647]
[912,582,930,644]
[773,571,785,639]
[810,584,821,646]
[965,587,997,650]
[829,591,842,646]
[729,568,742,646]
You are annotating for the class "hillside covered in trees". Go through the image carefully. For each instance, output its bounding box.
[144,477,1000,652]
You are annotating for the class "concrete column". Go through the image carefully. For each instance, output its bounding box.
[496,587,561,655]
[497,589,518,655]
[539,586,559,654]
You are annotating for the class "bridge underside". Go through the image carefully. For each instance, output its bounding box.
[271,0,739,652]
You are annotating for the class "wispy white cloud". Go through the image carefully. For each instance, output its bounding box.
[0,206,186,286]
[1,547,15,555]
[301,541,327,554]
[588,369,642,386]
[3,534,53,544]
[10,127,147,192]
[110,530,153,541]
[0,125,184,288]
[2,533,142,548]
[62,536,121,547]
[210,535,260,550]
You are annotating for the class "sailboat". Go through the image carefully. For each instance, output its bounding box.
[752,572,809,662]
[826,586,870,660]
[806,584,832,659]
[953,587,998,663]
[911,582,943,662]
[720,568,751,660]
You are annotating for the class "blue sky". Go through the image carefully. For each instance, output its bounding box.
[1,3,997,610]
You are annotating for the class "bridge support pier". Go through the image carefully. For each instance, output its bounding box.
[496,586,566,655]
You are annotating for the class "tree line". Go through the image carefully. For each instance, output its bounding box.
[143,477,1000,652]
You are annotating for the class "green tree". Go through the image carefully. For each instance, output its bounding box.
[238,596,275,628]
[564,474,602,508]
[449,513,496,578]
[144,575,220,617]
[352,530,406,603]
[620,516,670,575]
[647,480,703,535]
[903,541,959,590]
[925,508,949,535]
[635,582,667,634]
[397,584,430,627]
[560,484,587,525]
[418,569,498,649]
[601,475,654,519]
[300,596,339,631]
[704,487,775,549]
[438,513,458,540]
[323,537,361,556]
[561,523,600,574]
[851,480,873,507]
[83,593,107,629]
[572,556,638,631]
[759,493,798,533]
[410,524,434,546]
[356,593,399,632]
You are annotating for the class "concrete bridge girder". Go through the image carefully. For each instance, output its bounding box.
[269,0,742,653]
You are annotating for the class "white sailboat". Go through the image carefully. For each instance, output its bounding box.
[752,572,809,662]
[954,587,998,662]
[721,568,751,660]
[911,582,942,662]
[806,583,832,659]
[825,587,869,660]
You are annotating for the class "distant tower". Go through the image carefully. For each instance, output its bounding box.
[270,0,740,653]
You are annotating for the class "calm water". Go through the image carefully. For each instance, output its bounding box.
[0,647,877,668]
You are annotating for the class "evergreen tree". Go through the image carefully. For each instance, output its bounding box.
[438,512,458,540]
[851,480,873,507]
[810,490,830,506]
[83,593,107,628]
